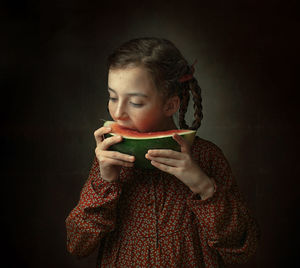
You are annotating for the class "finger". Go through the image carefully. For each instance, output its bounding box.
[147,149,183,160]
[101,150,135,163]
[99,156,135,168]
[94,126,112,145]
[172,134,191,154]
[150,160,179,175]
[145,153,180,167]
[100,135,123,150]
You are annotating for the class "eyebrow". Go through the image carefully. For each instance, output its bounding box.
[108,87,148,98]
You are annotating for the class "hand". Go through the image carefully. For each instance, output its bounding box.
[145,134,215,199]
[94,126,135,182]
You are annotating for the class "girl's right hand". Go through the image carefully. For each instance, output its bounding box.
[94,126,135,182]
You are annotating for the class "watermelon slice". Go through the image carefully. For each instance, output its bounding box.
[104,121,196,169]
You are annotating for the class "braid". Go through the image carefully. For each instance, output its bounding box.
[188,78,203,130]
[178,87,190,129]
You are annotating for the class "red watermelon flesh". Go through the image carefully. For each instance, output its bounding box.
[107,121,193,139]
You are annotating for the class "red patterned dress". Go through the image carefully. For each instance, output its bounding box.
[66,136,260,267]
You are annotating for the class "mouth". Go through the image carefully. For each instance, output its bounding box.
[117,122,138,131]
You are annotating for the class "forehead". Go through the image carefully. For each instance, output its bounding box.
[108,67,157,95]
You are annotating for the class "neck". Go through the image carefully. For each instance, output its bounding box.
[158,117,178,131]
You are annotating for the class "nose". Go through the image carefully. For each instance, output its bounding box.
[114,100,127,120]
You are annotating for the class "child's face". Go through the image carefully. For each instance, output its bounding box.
[107,66,172,132]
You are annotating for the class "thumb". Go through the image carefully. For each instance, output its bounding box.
[172,134,191,154]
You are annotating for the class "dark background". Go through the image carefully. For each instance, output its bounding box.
[2,0,299,267]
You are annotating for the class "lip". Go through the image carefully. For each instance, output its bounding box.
[117,122,137,131]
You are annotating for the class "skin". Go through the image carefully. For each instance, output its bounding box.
[94,66,215,200]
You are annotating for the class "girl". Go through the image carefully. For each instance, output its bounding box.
[66,37,260,267]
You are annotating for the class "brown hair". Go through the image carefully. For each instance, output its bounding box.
[107,37,203,130]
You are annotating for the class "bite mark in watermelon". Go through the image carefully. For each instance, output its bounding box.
[104,121,196,169]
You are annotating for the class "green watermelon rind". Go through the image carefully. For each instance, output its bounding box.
[103,121,196,169]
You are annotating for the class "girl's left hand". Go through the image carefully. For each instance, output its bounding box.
[145,134,215,199]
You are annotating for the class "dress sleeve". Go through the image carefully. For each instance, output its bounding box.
[187,142,260,266]
[65,156,122,257]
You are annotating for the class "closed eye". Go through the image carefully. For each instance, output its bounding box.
[109,97,143,108]
[130,102,143,107]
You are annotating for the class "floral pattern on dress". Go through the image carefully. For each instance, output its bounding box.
[66,136,260,267]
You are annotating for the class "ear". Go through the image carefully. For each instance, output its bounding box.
[163,95,180,116]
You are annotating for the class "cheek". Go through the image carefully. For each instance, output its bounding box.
[135,110,162,130]
[108,102,114,115]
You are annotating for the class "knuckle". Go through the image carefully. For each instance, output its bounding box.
[95,148,105,158]
[183,154,190,162]
[178,168,184,177]
[100,138,106,146]
[102,138,110,147]
[99,156,107,165]
[95,147,103,154]
[107,136,115,144]
[165,166,172,173]
[115,135,122,141]
[183,160,190,168]
[109,151,116,158]
[94,128,102,137]
[113,152,121,159]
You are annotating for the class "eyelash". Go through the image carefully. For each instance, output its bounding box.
[109,97,143,107]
